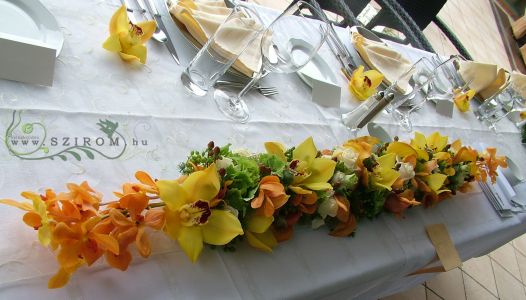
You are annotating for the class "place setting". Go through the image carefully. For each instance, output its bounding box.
[1,0,526,299]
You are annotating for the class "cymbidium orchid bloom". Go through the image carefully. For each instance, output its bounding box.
[410,132,449,161]
[157,164,243,262]
[102,5,156,64]
[453,89,475,112]
[366,153,400,191]
[265,137,336,194]
[245,214,277,253]
[349,65,384,100]
[251,175,289,217]
[384,190,420,218]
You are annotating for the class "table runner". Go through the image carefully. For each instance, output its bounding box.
[0,0,524,299]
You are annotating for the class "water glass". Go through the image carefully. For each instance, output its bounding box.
[181,5,264,96]
[475,81,524,131]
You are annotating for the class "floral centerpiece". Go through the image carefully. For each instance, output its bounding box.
[0,132,506,288]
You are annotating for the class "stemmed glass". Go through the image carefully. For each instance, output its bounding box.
[475,81,524,132]
[390,56,463,132]
[213,0,330,123]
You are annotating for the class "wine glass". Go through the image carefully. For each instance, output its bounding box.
[475,81,524,132]
[213,0,330,123]
[390,56,462,132]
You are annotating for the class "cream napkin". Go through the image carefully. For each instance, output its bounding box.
[170,0,263,77]
[458,61,508,99]
[511,71,526,99]
[351,32,413,91]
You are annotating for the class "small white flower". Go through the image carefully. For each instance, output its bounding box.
[398,162,415,181]
[318,196,338,219]
[333,146,358,170]
[311,218,325,229]
[232,148,252,157]
[216,157,233,170]
[331,171,346,185]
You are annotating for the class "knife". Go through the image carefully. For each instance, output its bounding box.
[356,92,394,129]
[144,0,180,64]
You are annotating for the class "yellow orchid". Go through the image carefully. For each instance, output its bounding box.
[453,89,475,112]
[410,132,449,160]
[156,164,243,262]
[245,214,277,253]
[102,5,156,64]
[422,173,449,194]
[0,192,52,246]
[349,65,384,100]
[266,137,336,194]
[368,153,400,191]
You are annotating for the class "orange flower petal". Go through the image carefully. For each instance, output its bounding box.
[135,171,157,187]
[53,222,79,242]
[135,226,151,258]
[79,239,104,266]
[48,268,71,289]
[335,195,350,223]
[272,225,294,242]
[106,248,132,271]
[119,192,149,220]
[109,208,134,228]
[330,213,357,237]
[91,233,119,255]
[251,192,264,209]
[22,211,42,228]
[144,208,165,230]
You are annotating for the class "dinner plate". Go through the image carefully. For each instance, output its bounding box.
[0,0,64,57]
[294,39,337,87]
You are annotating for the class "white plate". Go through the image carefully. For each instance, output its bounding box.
[0,0,63,56]
[293,39,337,87]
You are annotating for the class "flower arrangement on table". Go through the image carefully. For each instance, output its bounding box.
[0,132,506,288]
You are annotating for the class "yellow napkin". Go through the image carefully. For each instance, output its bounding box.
[511,71,526,99]
[458,61,508,99]
[170,0,263,77]
[351,32,413,91]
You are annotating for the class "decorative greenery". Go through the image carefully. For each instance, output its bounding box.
[0,132,507,289]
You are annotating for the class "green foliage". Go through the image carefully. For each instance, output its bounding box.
[350,188,389,219]
[522,124,526,144]
[257,153,286,177]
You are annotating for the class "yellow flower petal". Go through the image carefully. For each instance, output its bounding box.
[372,168,400,191]
[202,210,243,245]
[177,226,203,263]
[157,180,188,210]
[454,89,474,112]
[288,185,312,195]
[0,199,33,211]
[136,20,157,44]
[109,5,129,35]
[300,158,336,188]
[301,182,333,191]
[246,230,277,253]
[247,215,274,234]
[433,152,451,161]
[427,132,448,152]
[411,132,427,150]
[102,34,122,52]
[423,173,448,192]
[181,164,220,203]
[118,51,142,63]
[293,137,317,164]
[264,141,286,161]
[386,142,417,158]
[349,65,384,100]
[163,206,182,240]
[377,153,396,168]
[124,44,147,64]
[38,224,52,246]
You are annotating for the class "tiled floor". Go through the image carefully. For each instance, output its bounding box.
[245,0,524,297]
[381,235,526,299]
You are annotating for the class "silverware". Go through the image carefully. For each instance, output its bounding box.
[215,80,278,97]
[323,25,355,77]
[135,0,168,43]
[479,181,514,217]
[144,0,180,64]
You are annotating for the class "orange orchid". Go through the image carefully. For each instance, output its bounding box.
[479,147,507,184]
[384,190,421,218]
[291,192,317,214]
[49,216,119,288]
[56,181,101,217]
[251,175,289,217]
[329,195,357,237]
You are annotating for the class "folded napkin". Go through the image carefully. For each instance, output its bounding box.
[351,32,413,91]
[511,71,526,99]
[170,0,263,77]
[458,61,507,99]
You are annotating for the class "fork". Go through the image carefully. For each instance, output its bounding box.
[215,80,278,97]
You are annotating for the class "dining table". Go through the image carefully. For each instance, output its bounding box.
[0,0,525,299]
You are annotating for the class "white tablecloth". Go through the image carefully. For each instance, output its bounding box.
[0,1,524,299]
